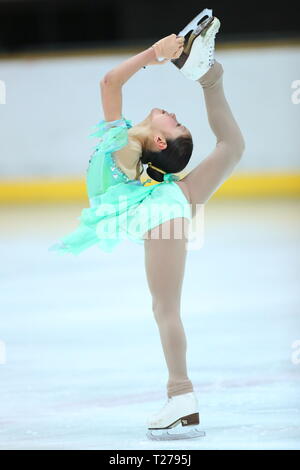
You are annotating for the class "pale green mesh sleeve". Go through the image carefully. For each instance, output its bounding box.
[86,116,133,198]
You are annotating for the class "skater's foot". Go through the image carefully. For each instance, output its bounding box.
[197,60,224,88]
[146,391,205,441]
[172,15,221,81]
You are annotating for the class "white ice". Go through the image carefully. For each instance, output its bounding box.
[0,199,299,450]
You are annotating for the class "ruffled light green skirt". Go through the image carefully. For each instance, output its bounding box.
[48,179,192,255]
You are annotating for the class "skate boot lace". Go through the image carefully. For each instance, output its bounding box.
[204,21,218,68]
[208,45,215,68]
[153,397,172,418]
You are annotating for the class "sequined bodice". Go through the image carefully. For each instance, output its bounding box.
[86,116,147,206]
[109,151,132,183]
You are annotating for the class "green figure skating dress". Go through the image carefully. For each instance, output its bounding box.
[48,116,192,255]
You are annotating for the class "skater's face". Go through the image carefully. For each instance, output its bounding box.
[149,108,191,144]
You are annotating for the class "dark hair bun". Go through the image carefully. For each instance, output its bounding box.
[146,165,164,182]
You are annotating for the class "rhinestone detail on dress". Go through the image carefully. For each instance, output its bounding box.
[109,152,131,182]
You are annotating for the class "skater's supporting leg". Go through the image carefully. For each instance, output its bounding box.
[181,60,245,212]
[144,217,193,399]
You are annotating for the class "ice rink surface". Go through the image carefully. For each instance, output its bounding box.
[0,199,299,450]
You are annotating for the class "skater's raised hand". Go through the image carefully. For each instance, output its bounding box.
[149,34,184,65]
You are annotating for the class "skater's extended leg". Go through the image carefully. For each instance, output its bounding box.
[144,217,193,399]
[180,60,245,213]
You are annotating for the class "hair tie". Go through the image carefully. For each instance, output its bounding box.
[147,162,179,184]
[147,161,166,175]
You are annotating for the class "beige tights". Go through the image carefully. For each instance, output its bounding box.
[143,60,245,399]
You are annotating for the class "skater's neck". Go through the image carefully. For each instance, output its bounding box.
[128,124,149,152]
[112,130,143,179]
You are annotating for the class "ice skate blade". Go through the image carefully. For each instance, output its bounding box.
[176,17,220,80]
[178,8,213,38]
[172,16,220,76]
[146,426,205,441]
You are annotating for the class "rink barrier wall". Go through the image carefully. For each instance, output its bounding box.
[0,172,300,204]
[0,37,299,60]
[1,38,299,201]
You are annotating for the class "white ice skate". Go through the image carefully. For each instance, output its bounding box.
[172,8,221,81]
[146,391,205,440]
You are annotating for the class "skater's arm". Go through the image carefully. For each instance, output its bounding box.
[100,36,184,121]
[102,47,156,87]
[100,80,123,122]
[99,48,156,122]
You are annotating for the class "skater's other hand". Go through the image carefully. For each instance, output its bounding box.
[149,34,184,65]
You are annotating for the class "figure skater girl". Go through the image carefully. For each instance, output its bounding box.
[49,9,245,440]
